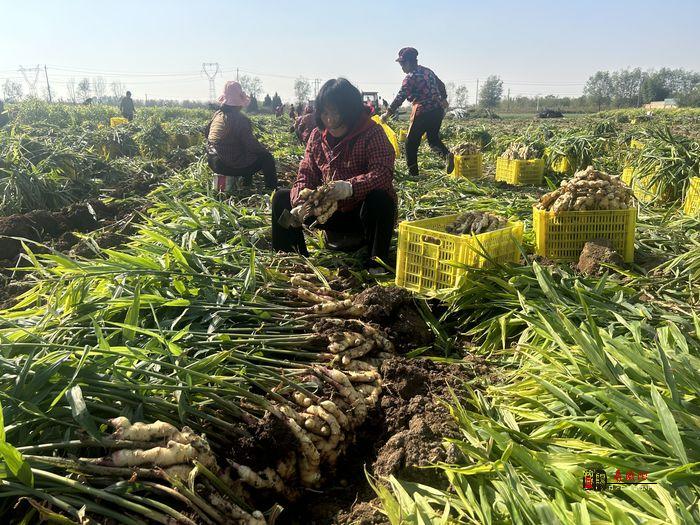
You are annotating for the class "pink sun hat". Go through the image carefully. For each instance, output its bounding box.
[218,81,250,107]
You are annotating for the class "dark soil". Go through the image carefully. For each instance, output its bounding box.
[354,286,434,352]
[280,355,492,525]
[0,200,121,261]
[577,239,624,275]
[229,413,298,473]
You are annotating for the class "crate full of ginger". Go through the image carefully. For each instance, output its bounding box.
[448,142,483,179]
[533,166,637,262]
[496,143,545,185]
[396,211,523,294]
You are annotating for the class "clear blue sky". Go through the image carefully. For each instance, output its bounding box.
[1,0,698,103]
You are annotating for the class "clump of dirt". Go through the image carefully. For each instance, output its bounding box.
[372,358,465,486]
[228,413,298,473]
[0,279,34,310]
[335,501,388,525]
[577,239,623,275]
[111,172,162,199]
[354,286,434,352]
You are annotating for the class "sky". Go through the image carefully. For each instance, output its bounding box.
[1,0,699,103]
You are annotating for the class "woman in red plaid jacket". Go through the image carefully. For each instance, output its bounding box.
[272,78,397,274]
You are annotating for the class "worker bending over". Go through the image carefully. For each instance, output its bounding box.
[382,47,453,176]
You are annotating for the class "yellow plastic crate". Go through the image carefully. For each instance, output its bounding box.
[449,153,483,179]
[683,177,700,216]
[395,214,524,294]
[622,166,659,203]
[533,206,636,262]
[495,158,545,185]
[371,116,400,157]
[110,117,129,128]
[552,156,570,174]
[544,147,571,174]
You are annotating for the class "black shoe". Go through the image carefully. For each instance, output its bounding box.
[446,152,455,174]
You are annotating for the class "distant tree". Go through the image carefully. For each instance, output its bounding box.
[66,78,77,103]
[3,79,23,102]
[93,76,106,102]
[479,75,503,108]
[77,78,91,101]
[272,92,282,108]
[294,77,311,105]
[584,71,614,110]
[611,68,642,107]
[239,75,263,99]
[453,85,469,107]
[263,94,272,108]
[111,80,126,99]
[247,95,259,113]
[640,74,670,104]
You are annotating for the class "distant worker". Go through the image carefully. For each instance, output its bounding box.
[119,91,135,121]
[0,100,8,128]
[296,102,303,115]
[381,98,388,111]
[381,47,452,177]
[206,81,278,190]
[275,105,284,117]
[293,105,316,145]
[272,78,396,275]
[289,105,296,119]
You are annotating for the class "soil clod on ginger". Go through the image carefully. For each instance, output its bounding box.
[353,286,434,352]
[577,239,624,275]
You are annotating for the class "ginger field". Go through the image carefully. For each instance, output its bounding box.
[0,101,699,524]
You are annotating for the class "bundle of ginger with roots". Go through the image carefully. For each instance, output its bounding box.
[537,166,635,214]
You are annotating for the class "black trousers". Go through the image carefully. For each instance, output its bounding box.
[406,107,450,175]
[207,150,278,189]
[271,188,396,264]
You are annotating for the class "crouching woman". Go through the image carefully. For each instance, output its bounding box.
[271,78,397,274]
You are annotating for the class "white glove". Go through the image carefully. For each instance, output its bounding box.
[290,204,309,227]
[380,112,391,123]
[327,180,353,201]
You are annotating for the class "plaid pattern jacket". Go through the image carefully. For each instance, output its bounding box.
[290,117,396,212]
[389,65,447,116]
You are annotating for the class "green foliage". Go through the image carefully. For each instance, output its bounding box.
[479,76,503,109]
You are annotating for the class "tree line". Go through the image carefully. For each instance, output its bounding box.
[4,67,699,113]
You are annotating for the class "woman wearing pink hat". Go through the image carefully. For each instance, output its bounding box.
[206,81,278,190]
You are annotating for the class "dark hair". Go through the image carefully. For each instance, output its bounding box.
[314,78,364,131]
[126,91,131,97]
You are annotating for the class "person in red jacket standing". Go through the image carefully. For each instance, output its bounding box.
[382,47,453,177]
[272,78,397,274]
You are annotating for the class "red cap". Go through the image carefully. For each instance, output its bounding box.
[396,47,418,62]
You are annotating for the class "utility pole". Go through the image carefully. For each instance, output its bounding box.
[44,65,52,103]
[507,88,510,112]
[313,78,321,98]
[236,68,239,81]
[19,65,41,98]
[202,62,220,102]
[145,93,149,105]
[475,79,479,107]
